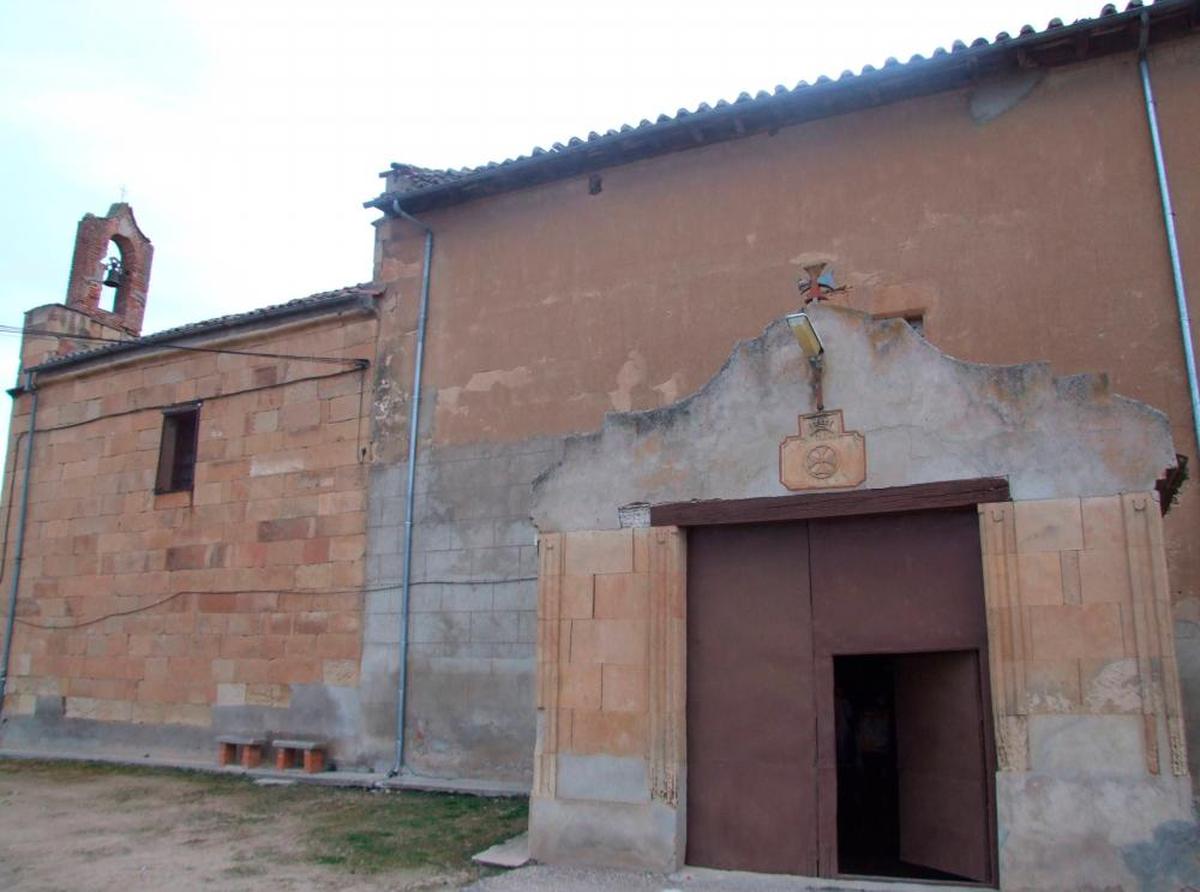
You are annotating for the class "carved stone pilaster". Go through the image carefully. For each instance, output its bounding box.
[647,527,686,805]
[1121,493,1188,776]
[978,502,1029,772]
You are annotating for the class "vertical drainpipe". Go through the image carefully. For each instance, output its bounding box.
[388,202,434,777]
[1139,12,1200,457]
[0,373,39,718]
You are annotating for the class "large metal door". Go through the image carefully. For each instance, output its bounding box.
[686,522,817,874]
[685,508,995,882]
[808,509,996,882]
[893,650,993,882]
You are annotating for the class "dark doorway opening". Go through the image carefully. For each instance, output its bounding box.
[834,654,975,883]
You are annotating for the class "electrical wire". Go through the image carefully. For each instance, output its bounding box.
[0,360,371,589]
[14,577,539,630]
[0,325,423,636]
[0,325,535,636]
[30,365,364,436]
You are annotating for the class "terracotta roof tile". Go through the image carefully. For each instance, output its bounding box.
[31,284,380,373]
[369,1,1192,213]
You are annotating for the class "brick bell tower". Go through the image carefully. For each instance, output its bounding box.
[63,202,153,335]
[20,204,154,371]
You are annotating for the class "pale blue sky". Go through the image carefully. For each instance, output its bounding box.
[0,0,1103,427]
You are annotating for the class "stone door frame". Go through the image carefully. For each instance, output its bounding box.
[531,478,1189,879]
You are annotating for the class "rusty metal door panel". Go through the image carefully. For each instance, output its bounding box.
[808,509,989,656]
[894,650,993,883]
[686,522,817,875]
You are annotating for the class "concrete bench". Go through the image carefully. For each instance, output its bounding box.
[273,738,327,773]
[217,735,266,769]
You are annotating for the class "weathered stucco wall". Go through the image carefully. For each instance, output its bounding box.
[372,36,1200,779]
[526,307,1194,887]
[534,305,1176,530]
[357,439,554,778]
[0,309,376,765]
[376,45,1200,454]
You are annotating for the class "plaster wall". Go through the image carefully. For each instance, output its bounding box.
[357,439,555,777]
[371,38,1200,777]
[0,310,376,765]
[533,306,1176,530]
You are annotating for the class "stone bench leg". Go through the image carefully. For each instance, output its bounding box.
[241,743,263,769]
[218,742,238,767]
[275,748,298,771]
[302,749,325,774]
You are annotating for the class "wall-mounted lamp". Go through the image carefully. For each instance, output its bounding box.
[786,311,826,411]
[786,312,823,358]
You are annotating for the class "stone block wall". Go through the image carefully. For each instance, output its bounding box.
[359,438,562,778]
[531,527,686,871]
[980,494,1195,889]
[1,310,376,763]
[21,304,135,372]
[980,494,1186,778]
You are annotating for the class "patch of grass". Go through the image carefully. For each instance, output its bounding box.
[74,844,134,860]
[0,758,247,793]
[104,784,163,804]
[0,758,529,879]
[304,789,528,875]
[223,863,268,878]
[0,758,158,781]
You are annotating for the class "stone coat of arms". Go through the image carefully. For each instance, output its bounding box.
[779,409,866,490]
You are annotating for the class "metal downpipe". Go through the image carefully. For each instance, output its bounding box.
[389,203,434,777]
[0,375,39,718]
[1139,13,1200,457]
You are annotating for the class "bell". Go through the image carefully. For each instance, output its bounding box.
[102,257,124,289]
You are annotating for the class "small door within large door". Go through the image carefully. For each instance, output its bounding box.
[893,650,992,883]
[686,508,995,882]
[809,509,995,882]
[686,522,817,875]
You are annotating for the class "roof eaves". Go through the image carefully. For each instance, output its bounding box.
[29,284,381,375]
[366,0,1197,215]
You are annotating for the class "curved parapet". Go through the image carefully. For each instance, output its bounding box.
[532,303,1176,531]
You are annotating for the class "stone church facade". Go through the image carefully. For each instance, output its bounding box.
[2,3,1199,888]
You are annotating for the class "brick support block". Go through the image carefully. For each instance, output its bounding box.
[241,743,263,769]
[303,750,325,773]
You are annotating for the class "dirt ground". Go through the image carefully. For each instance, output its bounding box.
[0,759,527,891]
